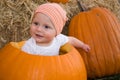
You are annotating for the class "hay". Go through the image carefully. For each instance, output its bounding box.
[0,0,45,48]
[0,0,120,48]
[80,0,120,21]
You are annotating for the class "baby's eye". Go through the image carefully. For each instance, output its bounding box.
[44,26,51,29]
[33,22,39,25]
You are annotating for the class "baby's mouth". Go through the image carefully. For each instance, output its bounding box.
[36,34,43,38]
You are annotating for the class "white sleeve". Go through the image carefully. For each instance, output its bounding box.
[55,34,69,46]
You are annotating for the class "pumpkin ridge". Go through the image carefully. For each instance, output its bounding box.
[103,8,119,74]
[95,9,112,75]
[103,8,120,74]
[103,8,120,48]
[68,49,87,79]
[96,8,118,75]
[80,12,96,77]
[82,12,96,77]
[91,9,111,75]
[87,11,103,77]
[65,54,75,79]
[91,8,110,77]
[94,10,109,77]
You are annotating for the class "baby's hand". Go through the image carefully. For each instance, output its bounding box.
[82,44,90,52]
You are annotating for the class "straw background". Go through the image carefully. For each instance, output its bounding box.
[0,0,120,48]
[0,0,120,79]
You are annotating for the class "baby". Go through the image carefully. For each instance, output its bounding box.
[22,3,90,56]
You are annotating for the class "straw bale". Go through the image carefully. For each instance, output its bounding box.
[0,0,45,48]
[80,0,120,22]
[0,0,120,48]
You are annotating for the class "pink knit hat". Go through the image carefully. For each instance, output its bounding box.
[34,3,68,35]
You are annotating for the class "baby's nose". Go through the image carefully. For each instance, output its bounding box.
[37,26,43,31]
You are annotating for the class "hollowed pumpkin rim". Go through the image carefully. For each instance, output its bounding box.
[7,41,77,57]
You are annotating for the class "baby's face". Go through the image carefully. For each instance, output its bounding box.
[30,13,56,45]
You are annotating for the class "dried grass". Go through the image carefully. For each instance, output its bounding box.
[81,0,120,21]
[0,0,44,48]
[0,0,120,48]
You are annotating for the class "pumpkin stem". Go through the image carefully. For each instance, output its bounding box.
[76,0,89,11]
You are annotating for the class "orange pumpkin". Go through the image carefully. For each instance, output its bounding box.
[69,7,120,78]
[0,41,87,80]
[47,0,69,4]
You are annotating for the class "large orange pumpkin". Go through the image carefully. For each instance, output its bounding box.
[69,7,120,78]
[0,41,87,80]
[47,0,69,4]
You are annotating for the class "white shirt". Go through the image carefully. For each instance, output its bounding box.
[21,34,68,56]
